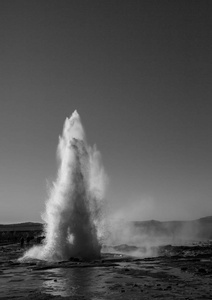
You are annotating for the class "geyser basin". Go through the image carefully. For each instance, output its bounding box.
[21,111,106,262]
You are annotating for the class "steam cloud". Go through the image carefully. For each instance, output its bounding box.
[21,111,106,261]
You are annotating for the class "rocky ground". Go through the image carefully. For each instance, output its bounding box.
[0,241,212,299]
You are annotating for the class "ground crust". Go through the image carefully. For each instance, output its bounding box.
[0,242,212,299]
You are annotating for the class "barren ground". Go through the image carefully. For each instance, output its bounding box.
[0,242,212,299]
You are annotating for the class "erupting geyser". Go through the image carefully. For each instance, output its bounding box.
[21,111,106,261]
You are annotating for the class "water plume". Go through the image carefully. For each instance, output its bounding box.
[21,111,106,261]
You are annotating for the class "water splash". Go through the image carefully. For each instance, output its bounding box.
[21,111,106,261]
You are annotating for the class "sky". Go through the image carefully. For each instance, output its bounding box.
[0,0,212,223]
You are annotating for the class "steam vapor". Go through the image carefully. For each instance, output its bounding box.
[21,111,106,261]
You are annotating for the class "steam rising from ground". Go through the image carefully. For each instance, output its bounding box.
[103,215,211,257]
[21,111,106,261]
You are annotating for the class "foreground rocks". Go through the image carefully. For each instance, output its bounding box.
[0,242,212,299]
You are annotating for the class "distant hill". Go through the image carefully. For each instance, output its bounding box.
[132,216,212,241]
[1,216,212,240]
[0,222,43,232]
[198,216,212,223]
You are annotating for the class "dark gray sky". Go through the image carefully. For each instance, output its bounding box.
[1,0,212,223]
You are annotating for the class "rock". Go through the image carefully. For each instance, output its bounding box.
[69,257,81,262]
[166,285,172,290]
[198,268,206,273]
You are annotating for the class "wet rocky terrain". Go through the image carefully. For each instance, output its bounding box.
[0,241,212,299]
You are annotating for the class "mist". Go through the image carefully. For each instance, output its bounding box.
[20,111,107,262]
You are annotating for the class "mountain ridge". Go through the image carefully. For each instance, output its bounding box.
[1,215,212,227]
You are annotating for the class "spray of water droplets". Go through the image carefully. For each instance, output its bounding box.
[20,111,106,261]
